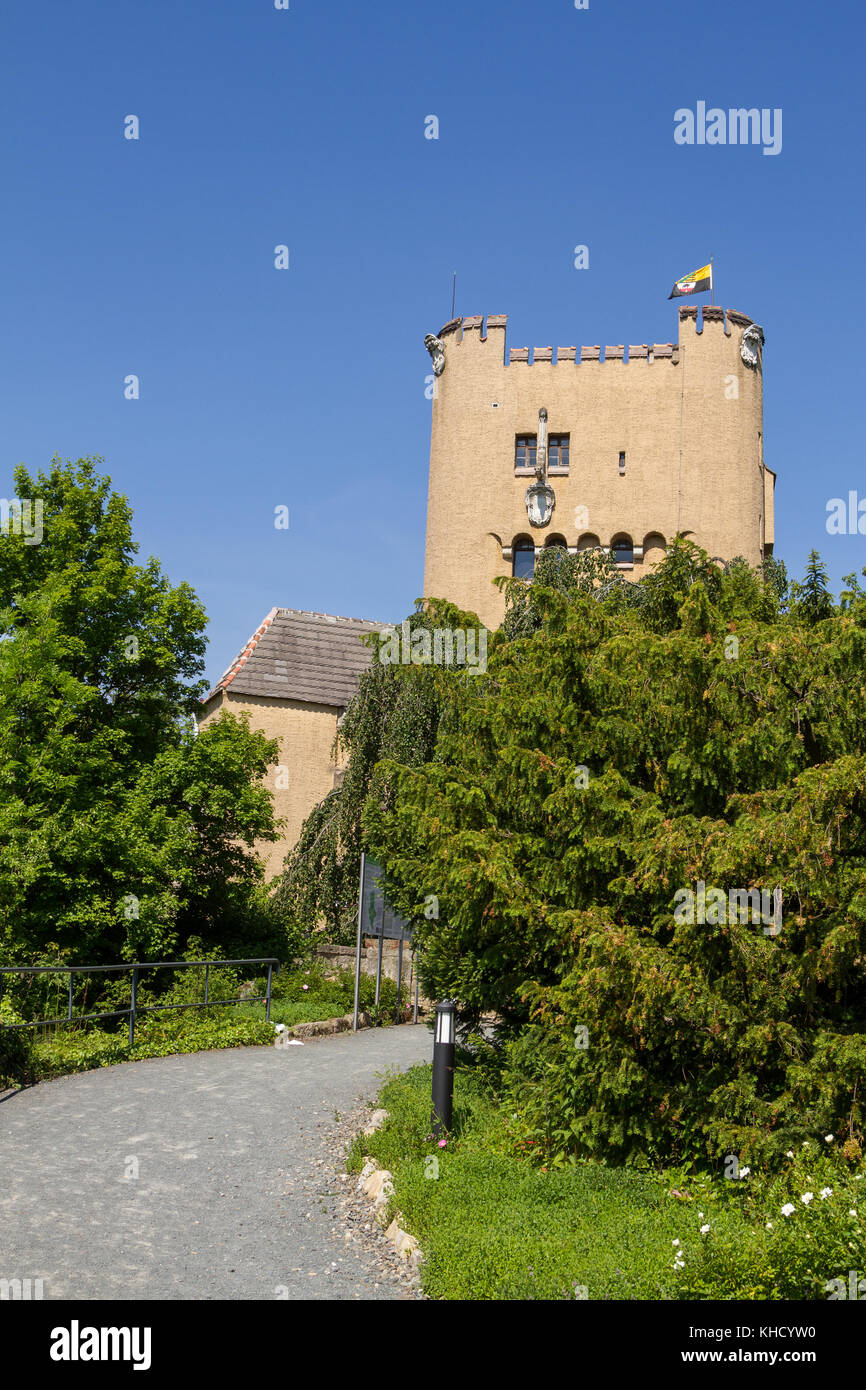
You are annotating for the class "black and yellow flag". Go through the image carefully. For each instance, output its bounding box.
[668,263,713,299]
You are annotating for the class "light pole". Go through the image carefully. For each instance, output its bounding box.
[431,999,456,1138]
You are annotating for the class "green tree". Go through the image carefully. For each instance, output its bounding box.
[360,547,866,1166]
[0,457,280,965]
[790,549,834,625]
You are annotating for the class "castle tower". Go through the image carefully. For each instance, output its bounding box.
[422,306,774,631]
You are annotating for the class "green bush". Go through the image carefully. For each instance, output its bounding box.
[675,1144,866,1300]
[32,1011,274,1079]
[363,543,866,1166]
[0,998,37,1088]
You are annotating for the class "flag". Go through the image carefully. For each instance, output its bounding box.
[668,263,712,299]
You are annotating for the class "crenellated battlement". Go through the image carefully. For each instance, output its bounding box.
[434,306,753,367]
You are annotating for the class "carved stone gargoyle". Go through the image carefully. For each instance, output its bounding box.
[424,334,446,376]
[740,324,765,367]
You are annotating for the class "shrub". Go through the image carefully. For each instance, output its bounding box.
[363,543,866,1165]
[0,998,36,1088]
[674,1145,866,1300]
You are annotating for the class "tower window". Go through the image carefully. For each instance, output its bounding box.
[512,537,535,579]
[618,451,626,475]
[548,435,570,471]
[611,535,634,566]
[515,435,537,471]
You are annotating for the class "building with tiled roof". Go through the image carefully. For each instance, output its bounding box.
[199,608,384,877]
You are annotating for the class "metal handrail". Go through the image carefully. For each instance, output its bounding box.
[0,957,280,1046]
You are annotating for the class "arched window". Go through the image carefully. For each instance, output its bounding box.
[643,532,666,566]
[544,534,567,549]
[611,535,634,566]
[512,537,535,579]
[577,532,601,551]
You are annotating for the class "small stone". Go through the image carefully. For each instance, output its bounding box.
[362,1108,390,1136]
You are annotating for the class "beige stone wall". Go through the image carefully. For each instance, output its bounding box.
[315,942,416,988]
[423,308,773,631]
[199,690,343,879]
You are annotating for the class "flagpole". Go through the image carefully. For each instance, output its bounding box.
[710,256,716,307]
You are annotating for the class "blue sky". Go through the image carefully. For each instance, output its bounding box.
[2,0,863,685]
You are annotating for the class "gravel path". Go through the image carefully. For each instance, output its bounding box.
[0,1024,431,1301]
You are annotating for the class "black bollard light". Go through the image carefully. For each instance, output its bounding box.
[431,999,456,1138]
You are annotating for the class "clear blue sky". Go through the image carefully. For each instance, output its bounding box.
[2,0,863,685]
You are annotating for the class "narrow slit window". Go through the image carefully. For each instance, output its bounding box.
[618,451,626,475]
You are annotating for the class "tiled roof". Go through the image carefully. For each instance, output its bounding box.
[204,607,385,708]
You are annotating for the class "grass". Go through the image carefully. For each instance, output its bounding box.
[348,1064,866,1301]
[349,1064,684,1299]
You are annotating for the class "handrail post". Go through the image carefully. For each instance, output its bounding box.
[204,962,210,1007]
[129,967,139,1047]
[68,971,73,1022]
[265,963,273,1022]
[352,852,365,1032]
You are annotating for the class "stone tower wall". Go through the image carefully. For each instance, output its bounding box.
[423,305,772,630]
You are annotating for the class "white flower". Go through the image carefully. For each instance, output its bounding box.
[786,1150,794,1158]
[801,1192,814,1205]
[700,1224,710,1234]
[825,1134,834,1143]
[698,1211,704,1220]
[802,1141,810,1148]
[739,1166,751,1178]
[781,1203,795,1217]
[850,1210,858,1217]
[765,1221,774,1230]
[819,1187,833,1200]
[672,1238,680,1247]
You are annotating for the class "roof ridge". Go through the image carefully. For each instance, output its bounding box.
[274,607,385,626]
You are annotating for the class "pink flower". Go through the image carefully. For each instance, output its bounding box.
[302,984,309,991]
[438,1138,447,1148]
